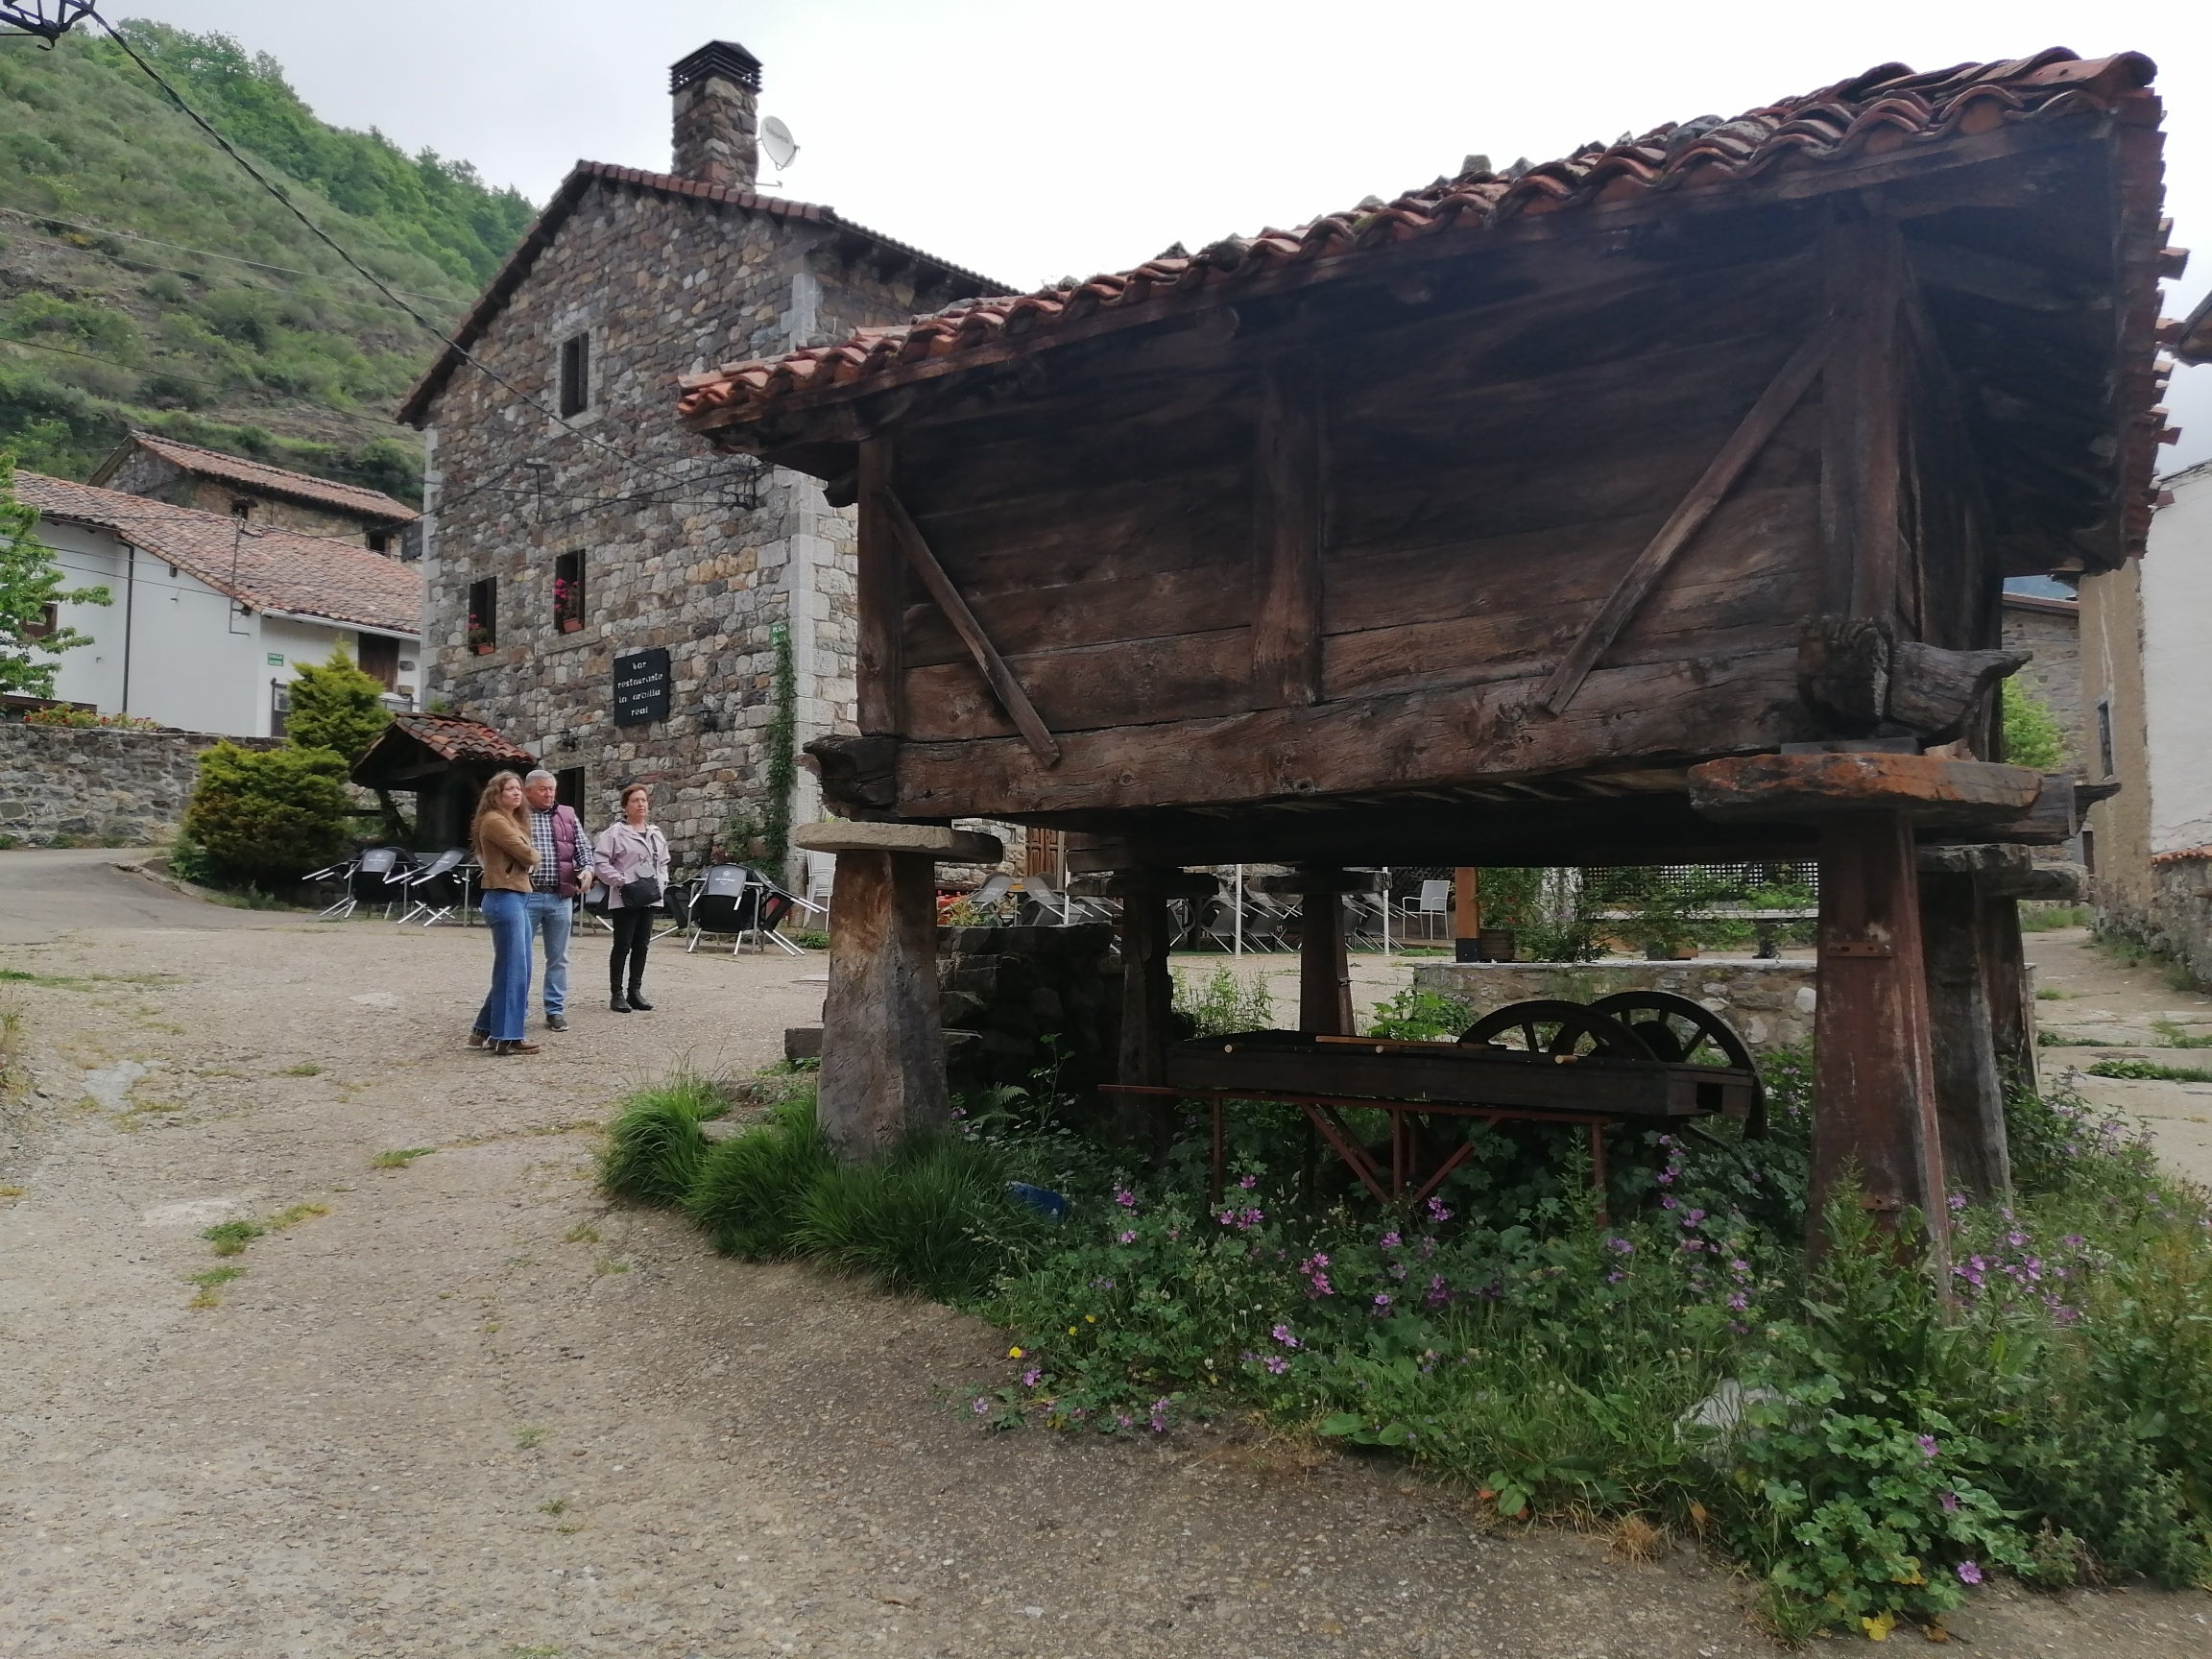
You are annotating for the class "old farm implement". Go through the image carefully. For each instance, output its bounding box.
[1106,992,1763,1213]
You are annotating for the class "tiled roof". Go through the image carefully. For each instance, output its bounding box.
[679,50,2165,429]
[17,471,421,637]
[2000,592,2079,618]
[2178,287,2212,366]
[396,161,1002,426]
[2152,844,2212,864]
[91,432,419,524]
[383,712,535,764]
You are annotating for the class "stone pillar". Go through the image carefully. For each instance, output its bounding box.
[797,821,1001,1163]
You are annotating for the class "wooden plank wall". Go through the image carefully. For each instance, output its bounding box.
[891,252,1828,754]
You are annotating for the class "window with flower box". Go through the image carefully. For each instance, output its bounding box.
[553,551,586,633]
[466,577,496,653]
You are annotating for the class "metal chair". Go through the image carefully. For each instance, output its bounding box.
[685,865,757,953]
[324,848,413,921]
[394,850,469,926]
[305,856,358,919]
[1402,878,1452,940]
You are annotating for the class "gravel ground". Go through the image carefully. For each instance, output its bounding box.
[1,862,2206,1657]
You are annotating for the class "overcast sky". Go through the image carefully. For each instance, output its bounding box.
[108,0,2212,467]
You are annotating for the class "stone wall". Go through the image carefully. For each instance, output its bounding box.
[938,925,1122,1096]
[0,725,278,846]
[416,179,978,878]
[98,447,378,544]
[1411,959,1817,1053]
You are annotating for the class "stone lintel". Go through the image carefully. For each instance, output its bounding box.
[795,820,1003,862]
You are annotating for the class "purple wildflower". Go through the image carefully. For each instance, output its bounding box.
[1379,1230,1402,1250]
[1238,1173,1258,1190]
[1956,1560,1983,1585]
[1372,1292,1392,1310]
[1271,1323,1300,1348]
[1022,1367,1042,1387]
[1118,1230,1136,1244]
[1263,1355,1288,1375]
[971,1397,991,1415]
[1114,1188,1136,1209]
[1917,1434,1939,1459]
[1939,1491,1959,1513]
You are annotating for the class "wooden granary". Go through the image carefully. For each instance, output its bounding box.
[680,51,2182,1234]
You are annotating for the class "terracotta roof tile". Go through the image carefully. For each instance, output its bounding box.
[396,162,1001,427]
[384,712,535,765]
[2152,844,2212,864]
[94,432,418,524]
[17,471,421,637]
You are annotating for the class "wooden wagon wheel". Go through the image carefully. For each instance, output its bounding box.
[1456,999,1656,1060]
[1586,989,1767,1137]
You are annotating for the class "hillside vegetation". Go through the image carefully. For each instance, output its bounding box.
[0,21,537,502]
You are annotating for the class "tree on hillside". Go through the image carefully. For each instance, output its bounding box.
[286,648,390,762]
[0,450,109,697]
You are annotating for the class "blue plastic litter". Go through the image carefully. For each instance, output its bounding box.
[1007,1182,1069,1223]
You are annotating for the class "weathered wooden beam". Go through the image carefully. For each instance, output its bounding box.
[1540,326,1832,714]
[803,733,898,814]
[854,438,904,737]
[1454,867,1481,963]
[1689,751,2042,826]
[1981,893,2037,1094]
[1889,641,2029,743]
[1113,872,1181,1148]
[1797,616,2028,742]
[1253,356,1325,709]
[878,488,1062,766]
[1294,869,1356,1037]
[897,645,1813,820]
[1812,812,1950,1249]
[1919,870,2010,1196]
[1818,215,1908,623]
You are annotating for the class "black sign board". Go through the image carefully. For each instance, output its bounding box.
[613,648,671,726]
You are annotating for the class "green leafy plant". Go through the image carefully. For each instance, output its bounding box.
[2084,1057,2212,1083]
[597,1074,726,1206]
[0,449,109,696]
[284,648,391,762]
[181,739,349,884]
[1171,965,1275,1036]
[1365,986,1472,1041]
[2002,678,2069,771]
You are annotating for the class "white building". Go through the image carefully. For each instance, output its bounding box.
[17,471,421,737]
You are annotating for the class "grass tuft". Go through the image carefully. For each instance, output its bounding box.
[186,1265,245,1288]
[597,1073,725,1206]
[561,1220,603,1244]
[2084,1058,2212,1083]
[372,1147,437,1169]
[201,1218,264,1256]
[267,1201,329,1229]
[684,1095,834,1258]
[793,1129,1042,1302]
[278,1062,323,1077]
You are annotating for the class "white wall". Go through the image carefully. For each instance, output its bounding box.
[36,521,420,736]
[2142,461,2212,854]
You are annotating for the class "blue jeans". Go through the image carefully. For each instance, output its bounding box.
[477,889,532,1043]
[475,890,573,1033]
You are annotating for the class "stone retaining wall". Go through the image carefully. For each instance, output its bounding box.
[938,924,1122,1096]
[0,725,279,847]
[1411,959,1817,1053]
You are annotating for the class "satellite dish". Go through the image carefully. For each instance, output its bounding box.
[761,116,799,173]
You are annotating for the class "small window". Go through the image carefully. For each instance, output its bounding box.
[2096,698,2116,780]
[270,679,290,737]
[368,530,390,555]
[2081,828,2097,875]
[467,577,497,652]
[554,550,586,631]
[23,601,59,641]
[558,332,590,418]
[230,498,252,521]
[555,767,585,814]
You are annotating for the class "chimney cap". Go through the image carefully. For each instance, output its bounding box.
[671,40,761,95]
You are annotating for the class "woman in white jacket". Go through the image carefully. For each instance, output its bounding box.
[594,783,671,1012]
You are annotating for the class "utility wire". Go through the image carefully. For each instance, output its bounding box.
[89,10,753,506]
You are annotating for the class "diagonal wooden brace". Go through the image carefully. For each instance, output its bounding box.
[878,489,1062,766]
[1540,325,1835,715]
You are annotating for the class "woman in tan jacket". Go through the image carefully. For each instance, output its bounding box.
[469,770,540,1055]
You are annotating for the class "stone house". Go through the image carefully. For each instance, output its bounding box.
[396,39,998,872]
[90,430,419,552]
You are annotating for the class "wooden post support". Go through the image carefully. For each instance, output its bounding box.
[1813,812,1950,1248]
[1453,866,1481,964]
[1980,893,2038,1096]
[854,438,903,738]
[1917,868,2010,1196]
[1080,869,1217,1145]
[796,821,1003,1162]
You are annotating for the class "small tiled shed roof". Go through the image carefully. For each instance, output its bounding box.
[91,431,419,525]
[396,161,1002,427]
[16,471,421,637]
[380,712,535,764]
[678,51,2172,425]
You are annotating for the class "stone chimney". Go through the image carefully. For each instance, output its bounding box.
[670,40,761,187]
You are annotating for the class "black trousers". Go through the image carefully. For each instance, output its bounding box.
[609,905,654,992]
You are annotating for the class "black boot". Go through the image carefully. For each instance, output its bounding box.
[610,961,631,1013]
[626,979,654,1012]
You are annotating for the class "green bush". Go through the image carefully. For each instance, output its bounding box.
[284,649,391,762]
[685,1095,834,1257]
[795,1131,1041,1302]
[1366,986,1472,1040]
[180,740,349,884]
[597,1075,725,1207]
[1171,964,1275,1036]
[2003,678,2069,771]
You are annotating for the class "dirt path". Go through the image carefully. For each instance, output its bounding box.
[1,874,2206,1657]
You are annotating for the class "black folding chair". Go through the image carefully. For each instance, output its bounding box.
[306,855,358,919]
[324,848,414,921]
[394,849,469,926]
